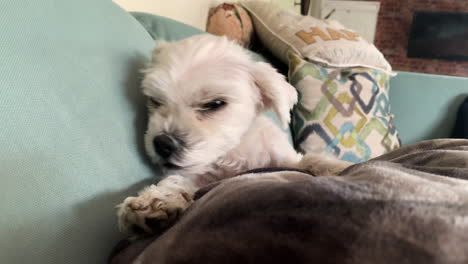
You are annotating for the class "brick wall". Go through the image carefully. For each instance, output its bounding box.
[358,0,468,76]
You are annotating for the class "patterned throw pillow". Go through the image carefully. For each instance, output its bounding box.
[289,53,401,163]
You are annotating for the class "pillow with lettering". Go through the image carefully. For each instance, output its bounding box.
[241,1,392,73]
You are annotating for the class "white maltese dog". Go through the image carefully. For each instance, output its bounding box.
[117,34,350,234]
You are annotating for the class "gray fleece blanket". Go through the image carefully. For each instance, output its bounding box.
[110,139,468,264]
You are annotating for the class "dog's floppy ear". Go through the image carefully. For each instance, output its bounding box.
[250,61,298,128]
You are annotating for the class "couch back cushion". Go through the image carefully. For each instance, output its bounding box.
[131,12,205,41]
[0,0,159,263]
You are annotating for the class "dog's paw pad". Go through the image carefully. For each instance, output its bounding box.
[117,188,192,235]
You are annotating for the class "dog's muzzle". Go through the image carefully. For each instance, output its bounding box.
[152,134,180,161]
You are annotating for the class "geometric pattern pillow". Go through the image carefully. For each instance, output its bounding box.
[288,53,401,163]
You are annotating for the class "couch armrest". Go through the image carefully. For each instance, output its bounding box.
[390,71,468,145]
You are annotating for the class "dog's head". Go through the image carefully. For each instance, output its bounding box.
[142,34,297,175]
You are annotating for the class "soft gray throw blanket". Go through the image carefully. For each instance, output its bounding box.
[110,139,468,264]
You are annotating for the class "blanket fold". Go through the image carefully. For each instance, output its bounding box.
[110,139,468,264]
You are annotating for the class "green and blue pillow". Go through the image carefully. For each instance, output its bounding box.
[289,53,401,163]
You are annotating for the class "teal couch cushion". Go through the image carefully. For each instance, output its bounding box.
[0,0,157,263]
[390,71,468,145]
[131,12,205,41]
[131,12,270,62]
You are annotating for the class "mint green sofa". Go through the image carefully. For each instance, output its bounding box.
[1,1,467,263]
[390,72,468,145]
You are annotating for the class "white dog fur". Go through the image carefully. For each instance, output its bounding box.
[117,34,350,234]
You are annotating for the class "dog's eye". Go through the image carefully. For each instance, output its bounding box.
[200,100,226,111]
[149,98,162,108]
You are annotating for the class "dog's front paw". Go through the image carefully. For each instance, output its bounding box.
[117,185,193,235]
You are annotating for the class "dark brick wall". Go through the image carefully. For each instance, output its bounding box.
[356,0,468,76]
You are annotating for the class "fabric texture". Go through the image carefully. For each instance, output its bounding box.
[289,53,400,162]
[0,0,159,263]
[452,96,468,139]
[110,139,468,264]
[240,1,392,73]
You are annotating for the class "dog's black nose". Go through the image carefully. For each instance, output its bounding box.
[153,134,178,159]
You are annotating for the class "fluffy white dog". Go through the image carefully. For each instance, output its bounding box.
[117,34,350,234]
